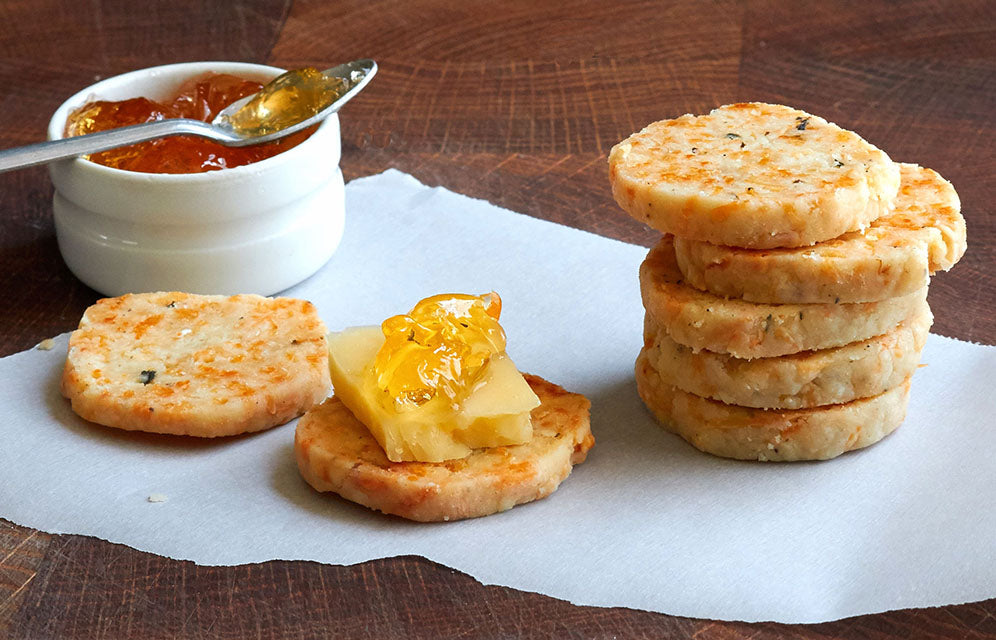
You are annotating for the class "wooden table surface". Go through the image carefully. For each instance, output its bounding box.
[1,1,993,637]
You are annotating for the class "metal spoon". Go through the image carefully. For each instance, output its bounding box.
[0,58,377,173]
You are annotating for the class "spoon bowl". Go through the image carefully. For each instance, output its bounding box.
[211,58,376,146]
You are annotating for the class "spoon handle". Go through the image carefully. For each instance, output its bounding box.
[0,119,224,173]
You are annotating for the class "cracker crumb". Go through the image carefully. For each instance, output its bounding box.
[147,493,168,503]
[36,338,56,351]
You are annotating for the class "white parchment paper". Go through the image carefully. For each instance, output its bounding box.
[2,170,995,623]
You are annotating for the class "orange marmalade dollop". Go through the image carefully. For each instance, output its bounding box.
[65,73,314,173]
[374,292,506,411]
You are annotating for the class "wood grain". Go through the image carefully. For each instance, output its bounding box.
[0,0,994,637]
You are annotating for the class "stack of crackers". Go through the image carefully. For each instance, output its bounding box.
[609,103,966,461]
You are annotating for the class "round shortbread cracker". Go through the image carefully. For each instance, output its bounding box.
[640,235,929,359]
[295,374,594,522]
[61,292,331,437]
[609,103,900,248]
[674,164,967,303]
[635,350,911,461]
[644,305,931,409]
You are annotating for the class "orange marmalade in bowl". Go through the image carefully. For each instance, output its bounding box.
[64,73,313,173]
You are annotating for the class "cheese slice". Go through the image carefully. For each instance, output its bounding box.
[327,326,540,462]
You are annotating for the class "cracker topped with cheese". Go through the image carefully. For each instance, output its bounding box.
[296,374,593,522]
[295,292,593,521]
[61,291,331,437]
[609,103,900,248]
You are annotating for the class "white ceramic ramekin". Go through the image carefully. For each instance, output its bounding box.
[47,61,344,296]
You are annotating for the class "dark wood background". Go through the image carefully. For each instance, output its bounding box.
[1,1,993,637]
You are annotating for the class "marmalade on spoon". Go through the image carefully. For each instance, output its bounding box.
[373,292,507,411]
[65,73,314,173]
[221,66,349,137]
